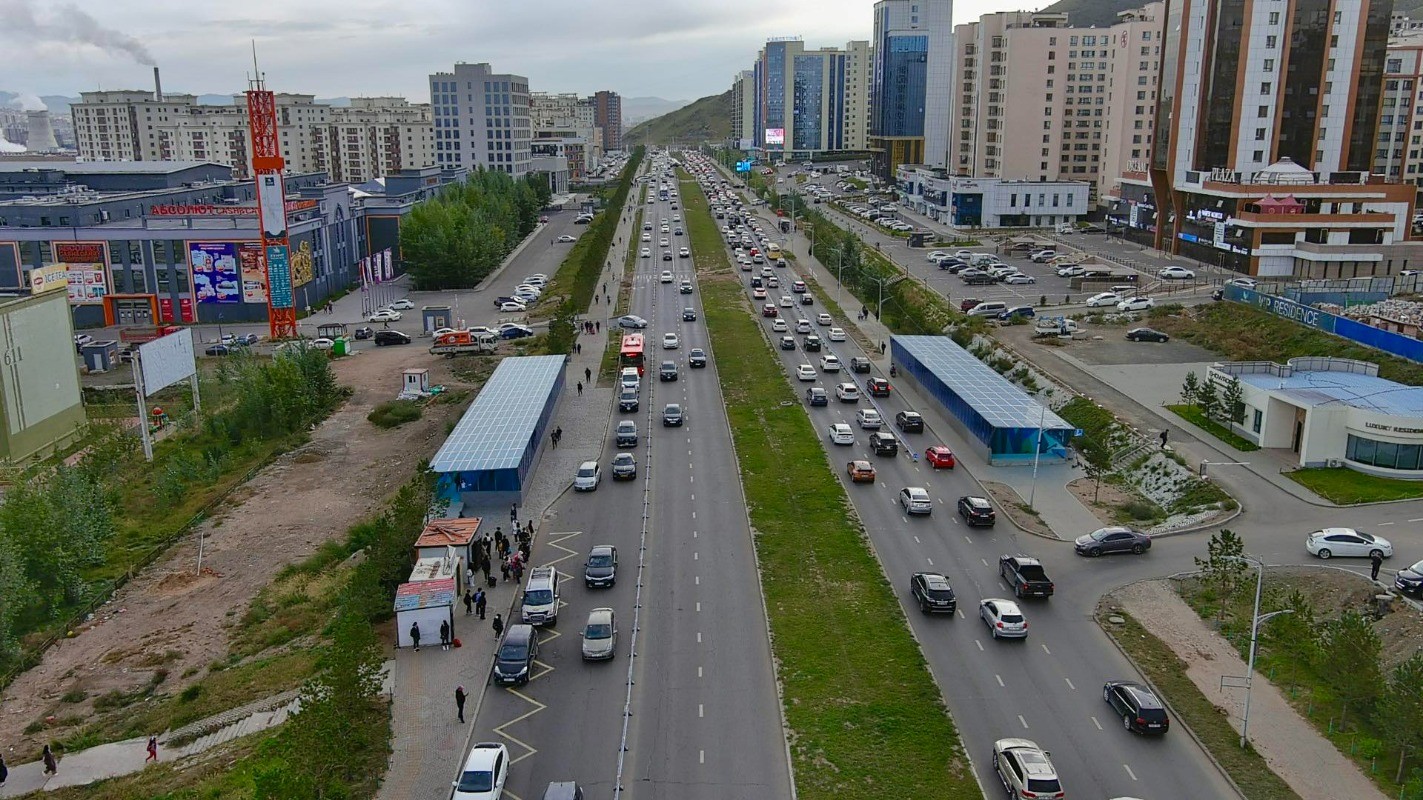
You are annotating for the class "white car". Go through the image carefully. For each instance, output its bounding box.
[1086,292,1123,308]
[835,382,860,402]
[1306,528,1393,560]
[992,738,1061,798]
[898,486,932,515]
[368,309,401,322]
[820,355,842,372]
[926,250,950,262]
[573,461,601,491]
[662,333,680,349]
[1056,265,1087,277]
[827,327,846,341]
[660,271,675,283]
[1226,277,1258,289]
[556,234,577,243]
[980,598,1028,639]
[659,238,670,247]
[771,319,788,332]
[796,319,813,334]
[1159,266,1196,280]
[452,742,509,800]
[1117,296,1156,312]
[524,276,547,287]
[827,423,855,445]
[780,295,793,308]
[310,337,335,350]
[1003,274,1036,285]
[640,248,651,258]
[679,247,691,258]
[857,408,883,429]
[1030,250,1058,263]
[816,313,833,326]
[388,298,416,310]
[499,302,527,313]
[796,364,817,381]
[514,284,541,296]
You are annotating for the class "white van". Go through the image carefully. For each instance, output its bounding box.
[967,301,1009,318]
[522,566,560,626]
[620,367,641,391]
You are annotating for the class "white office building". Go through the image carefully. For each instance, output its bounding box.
[428,62,532,177]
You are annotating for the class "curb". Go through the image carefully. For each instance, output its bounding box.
[1148,504,1244,538]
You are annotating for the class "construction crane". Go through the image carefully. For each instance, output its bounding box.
[245,53,299,340]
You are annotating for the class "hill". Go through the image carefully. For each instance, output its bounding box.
[625,90,732,147]
[1039,0,1148,27]
[622,96,691,127]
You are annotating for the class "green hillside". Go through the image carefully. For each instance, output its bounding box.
[625,90,732,147]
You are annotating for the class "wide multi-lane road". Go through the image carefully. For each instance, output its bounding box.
[464,158,794,800]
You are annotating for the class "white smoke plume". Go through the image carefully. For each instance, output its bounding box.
[0,0,156,66]
[15,93,46,111]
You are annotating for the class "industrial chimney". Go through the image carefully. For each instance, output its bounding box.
[25,111,58,151]
[154,67,163,102]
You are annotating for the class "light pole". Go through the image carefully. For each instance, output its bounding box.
[1028,403,1048,509]
[1223,554,1293,750]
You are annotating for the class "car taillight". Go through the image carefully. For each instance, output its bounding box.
[1136,717,1146,725]
[996,622,1004,628]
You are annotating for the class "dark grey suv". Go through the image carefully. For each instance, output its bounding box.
[1103,680,1170,734]
[492,624,539,686]
[584,545,618,588]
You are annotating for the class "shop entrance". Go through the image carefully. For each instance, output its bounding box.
[104,294,158,327]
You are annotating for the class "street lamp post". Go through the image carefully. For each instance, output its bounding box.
[1223,554,1293,749]
[1028,402,1048,509]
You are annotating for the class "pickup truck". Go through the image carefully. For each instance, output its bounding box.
[999,555,1055,599]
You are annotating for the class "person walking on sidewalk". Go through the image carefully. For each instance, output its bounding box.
[585,367,592,383]
[409,621,422,652]
[146,735,158,763]
[42,745,57,776]
[439,620,451,651]
[475,588,487,619]
[463,589,474,616]
[492,614,505,639]
[1371,551,1384,582]
[455,686,468,723]
[577,381,583,395]
[511,503,519,527]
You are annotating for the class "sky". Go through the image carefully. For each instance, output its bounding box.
[1,0,1033,104]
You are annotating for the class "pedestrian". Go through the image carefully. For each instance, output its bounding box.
[520,541,531,562]
[576,342,583,355]
[1159,429,1169,449]
[526,520,534,538]
[475,588,487,619]
[879,341,886,354]
[577,381,583,395]
[595,320,601,333]
[594,294,599,305]
[585,367,592,383]
[513,561,524,583]
[555,426,563,443]
[501,560,511,582]
[463,590,474,616]
[493,614,505,638]
[1,752,8,785]
[603,282,608,294]
[481,560,492,587]
[1371,551,1384,582]
[42,745,57,776]
[861,305,867,318]
[551,430,558,449]
[455,686,468,723]
[146,735,158,763]
[511,503,519,526]
[439,619,450,651]
[410,621,422,652]
[466,565,475,590]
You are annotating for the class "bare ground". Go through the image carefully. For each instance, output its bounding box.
[0,346,471,755]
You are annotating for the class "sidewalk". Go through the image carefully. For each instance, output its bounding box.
[1117,580,1387,800]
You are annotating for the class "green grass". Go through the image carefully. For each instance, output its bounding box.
[687,178,979,798]
[366,400,423,429]
[1166,404,1261,452]
[624,90,731,146]
[1286,467,1423,504]
[1098,607,1303,800]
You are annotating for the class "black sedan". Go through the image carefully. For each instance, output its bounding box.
[1075,526,1151,556]
[1126,327,1170,343]
[1395,559,1423,596]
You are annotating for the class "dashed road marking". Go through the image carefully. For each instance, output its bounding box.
[1064,677,1076,691]
[699,703,704,718]
[1018,715,1029,729]
[1124,764,1138,781]
[696,601,701,612]
[1041,644,1052,655]
[697,631,702,643]
[975,640,984,651]
[981,558,989,567]
[995,674,1005,687]
[1091,716,1103,730]
[926,557,934,566]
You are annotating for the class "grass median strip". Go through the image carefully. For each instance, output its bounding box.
[688,178,980,798]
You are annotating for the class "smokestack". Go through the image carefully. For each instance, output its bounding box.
[25,111,57,151]
[154,67,163,102]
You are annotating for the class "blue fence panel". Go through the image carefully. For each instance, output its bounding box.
[1223,285,1423,365]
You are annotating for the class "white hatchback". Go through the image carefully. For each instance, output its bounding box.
[827,327,846,341]
[827,423,855,445]
[820,355,841,372]
[796,364,817,381]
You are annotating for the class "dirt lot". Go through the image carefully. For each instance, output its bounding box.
[0,345,472,755]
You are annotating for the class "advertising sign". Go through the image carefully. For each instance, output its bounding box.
[148,199,318,218]
[764,128,785,146]
[239,243,267,303]
[383,248,393,280]
[52,242,109,305]
[266,245,294,308]
[29,264,68,295]
[178,298,196,323]
[187,242,242,304]
[158,297,175,323]
[138,329,197,396]
[290,240,314,288]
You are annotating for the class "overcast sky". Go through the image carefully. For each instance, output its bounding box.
[3,0,1034,103]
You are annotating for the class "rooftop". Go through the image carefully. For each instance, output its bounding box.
[430,355,565,474]
[413,518,483,549]
[0,160,227,175]
[893,336,1073,430]
[1232,364,1423,417]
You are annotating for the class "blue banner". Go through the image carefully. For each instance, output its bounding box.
[265,245,294,309]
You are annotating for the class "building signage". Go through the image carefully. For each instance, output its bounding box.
[1125,159,1147,174]
[188,242,248,304]
[266,245,294,309]
[1364,422,1423,434]
[1198,209,1226,222]
[51,241,109,305]
[1208,167,1237,183]
[239,243,267,304]
[29,264,68,295]
[1234,287,1337,333]
[148,199,319,218]
[1213,221,1227,248]
[764,128,785,146]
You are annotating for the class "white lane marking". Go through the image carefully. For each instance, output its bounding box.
[690,475,694,484]
[695,576,700,585]
[1091,716,1103,730]
[914,535,921,543]
[694,552,699,560]
[1018,715,1029,729]
[693,531,698,538]
[700,750,705,764]
[1041,644,1052,655]
[926,558,934,566]
[964,535,972,543]
[995,674,1005,687]
[1064,677,1076,691]
[697,631,702,643]
[698,666,703,678]
[1409,518,1423,523]
[951,517,959,524]
[699,704,704,718]
[981,558,989,567]
[690,494,695,501]
[1124,764,1138,781]
[696,601,701,612]
[957,608,965,619]
[1379,521,1395,526]
[691,511,696,519]
[975,640,984,651]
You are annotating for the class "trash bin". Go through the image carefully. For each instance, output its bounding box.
[332,337,348,356]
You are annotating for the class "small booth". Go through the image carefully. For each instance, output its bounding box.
[81,340,121,373]
[317,323,348,339]
[393,577,456,649]
[408,553,466,598]
[422,306,453,336]
[414,517,483,566]
[402,368,431,398]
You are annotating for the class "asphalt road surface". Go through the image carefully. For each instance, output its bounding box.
[464,157,794,800]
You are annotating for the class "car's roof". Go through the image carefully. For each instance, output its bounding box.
[1111,681,1163,708]
[851,460,872,468]
[614,451,635,460]
[463,741,506,768]
[984,597,1022,610]
[586,607,614,625]
[503,624,535,643]
[963,495,991,507]
[578,460,598,469]
[831,423,852,431]
[1312,527,1358,537]
[905,486,928,496]
[590,544,615,556]
[618,420,636,428]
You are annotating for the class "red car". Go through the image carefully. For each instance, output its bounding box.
[762,304,778,317]
[925,446,956,469]
[866,377,892,397]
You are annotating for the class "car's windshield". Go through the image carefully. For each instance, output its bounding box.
[577,466,596,478]
[456,769,494,792]
[525,589,554,606]
[585,623,612,639]
[498,643,527,661]
[588,554,613,567]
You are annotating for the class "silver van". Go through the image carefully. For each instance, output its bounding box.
[967,301,1009,318]
[522,566,560,626]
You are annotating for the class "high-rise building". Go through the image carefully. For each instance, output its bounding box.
[428,62,532,177]
[870,0,953,176]
[71,90,435,182]
[751,38,871,158]
[530,92,599,180]
[1129,0,1416,278]
[594,90,623,151]
[1376,33,1423,189]
[952,5,1163,206]
[731,70,756,148]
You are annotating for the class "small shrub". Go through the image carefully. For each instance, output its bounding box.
[1122,500,1159,520]
[179,684,203,703]
[60,689,87,704]
[367,400,423,429]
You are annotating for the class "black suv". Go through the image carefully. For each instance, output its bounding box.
[896,411,924,433]
[957,496,996,527]
[1104,680,1170,734]
[806,386,828,407]
[802,335,822,352]
[868,432,898,456]
[492,624,539,686]
[374,329,411,346]
[660,360,679,381]
[584,545,618,588]
[849,357,872,373]
[619,388,639,412]
[910,572,957,614]
[688,348,708,368]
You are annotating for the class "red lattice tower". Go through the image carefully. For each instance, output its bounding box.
[246,81,299,340]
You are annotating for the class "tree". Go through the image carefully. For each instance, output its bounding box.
[1197,378,1221,424]
[1314,611,1383,727]
[1181,371,1200,406]
[1193,529,1248,623]
[1221,376,1246,431]
[1376,654,1423,783]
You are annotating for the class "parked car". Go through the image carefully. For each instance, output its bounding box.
[453,742,510,799]
[368,309,401,323]
[910,572,958,614]
[1104,680,1171,735]
[1125,327,1170,342]
[1159,265,1196,280]
[374,330,412,346]
[491,627,539,686]
[1074,526,1152,556]
[1306,528,1392,559]
[573,461,602,492]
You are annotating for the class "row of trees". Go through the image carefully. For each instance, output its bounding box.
[399,170,552,290]
[1181,371,1246,431]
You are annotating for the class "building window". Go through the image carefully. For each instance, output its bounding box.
[1252,409,1262,433]
[1264,59,1275,72]
[1348,435,1423,471]
[1261,82,1272,94]
[1269,11,1281,24]
[1266,35,1277,48]
[1258,105,1270,118]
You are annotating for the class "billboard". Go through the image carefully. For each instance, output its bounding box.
[188,242,244,304]
[138,329,197,396]
[238,243,267,303]
[764,128,785,146]
[51,242,109,305]
[266,245,294,308]
[29,264,68,295]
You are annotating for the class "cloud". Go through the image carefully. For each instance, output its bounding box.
[0,0,155,65]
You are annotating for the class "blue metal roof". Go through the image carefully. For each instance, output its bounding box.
[1237,369,1423,416]
[894,335,1073,430]
[430,355,564,473]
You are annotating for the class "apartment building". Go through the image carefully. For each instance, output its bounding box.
[752,38,872,158]
[71,90,434,182]
[952,6,1162,207]
[530,92,598,180]
[1376,33,1423,193]
[1132,0,1418,278]
[428,62,532,177]
[731,70,756,149]
[593,90,623,152]
[870,0,954,176]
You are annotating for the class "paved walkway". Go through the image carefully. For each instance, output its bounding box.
[1117,581,1388,800]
